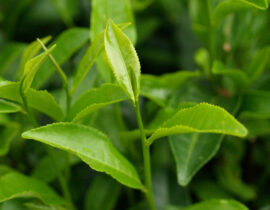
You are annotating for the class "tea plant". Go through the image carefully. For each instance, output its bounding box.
[0,0,270,209]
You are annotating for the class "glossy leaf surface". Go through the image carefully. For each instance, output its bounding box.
[22,123,143,189]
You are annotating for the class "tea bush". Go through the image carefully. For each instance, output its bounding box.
[0,0,270,209]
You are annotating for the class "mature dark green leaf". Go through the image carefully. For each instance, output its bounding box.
[183,199,248,210]
[68,83,128,121]
[22,123,143,189]
[104,20,141,103]
[140,71,200,106]
[169,134,223,186]
[32,28,89,88]
[212,61,249,89]
[0,81,64,121]
[84,175,121,210]
[0,172,64,205]
[147,103,247,145]
[22,44,56,93]
[241,90,270,119]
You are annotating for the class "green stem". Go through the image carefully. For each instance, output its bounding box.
[48,148,75,209]
[134,100,156,210]
[37,38,71,114]
[19,78,38,127]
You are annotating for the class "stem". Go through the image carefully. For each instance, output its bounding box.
[134,100,156,210]
[37,38,71,114]
[48,148,75,209]
[19,78,38,127]
[206,0,215,67]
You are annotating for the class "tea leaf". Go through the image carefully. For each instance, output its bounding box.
[104,20,141,103]
[0,122,19,156]
[22,44,56,93]
[68,83,128,121]
[0,172,64,205]
[241,90,270,119]
[184,199,248,210]
[147,103,247,145]
[32,28,89,88]
[169,133,223,186]
[140,71,200,106]
[71,32,104,94]
[0,81,64,121]
[22,123,143,189]
[84,175,120,210]
[0,43,25,75]
[212,61,249,89]
[90,0,136,43]
[213,0,268,25]
[18,36,52,79]
[245,46,270,82]
[0,99,21,114]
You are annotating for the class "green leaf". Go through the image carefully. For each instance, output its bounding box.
[147,103,247,145]
[22,123,143,189]
[90,0,136,43]
[169,133,223,186]
[0,172,64,205]
[0,43,25,75]
[104,20,141,103]
[32,28,89,88]
[0,122,19,156]
[0,99,21,114]
[22,44,56,93]
[71,32,104,94]
[0,81,64,121]
[212,61,250,89]
[84,175,121,210]
[246,46,270,82]
[241,90,270,119]
[213,0,269,25]
[184,199,248,210]
[18,36,51,79]
[140,71,200,106]
[68,83,128,121]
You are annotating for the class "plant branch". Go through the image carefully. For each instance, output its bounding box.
[134,99,156,210]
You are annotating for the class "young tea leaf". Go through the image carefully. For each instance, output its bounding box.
[22,44,56,93]
[147,103,247,145]
[104,20,141,103]
[18,36,52,79]
[22,123,143,189]
[32,28,89,88]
